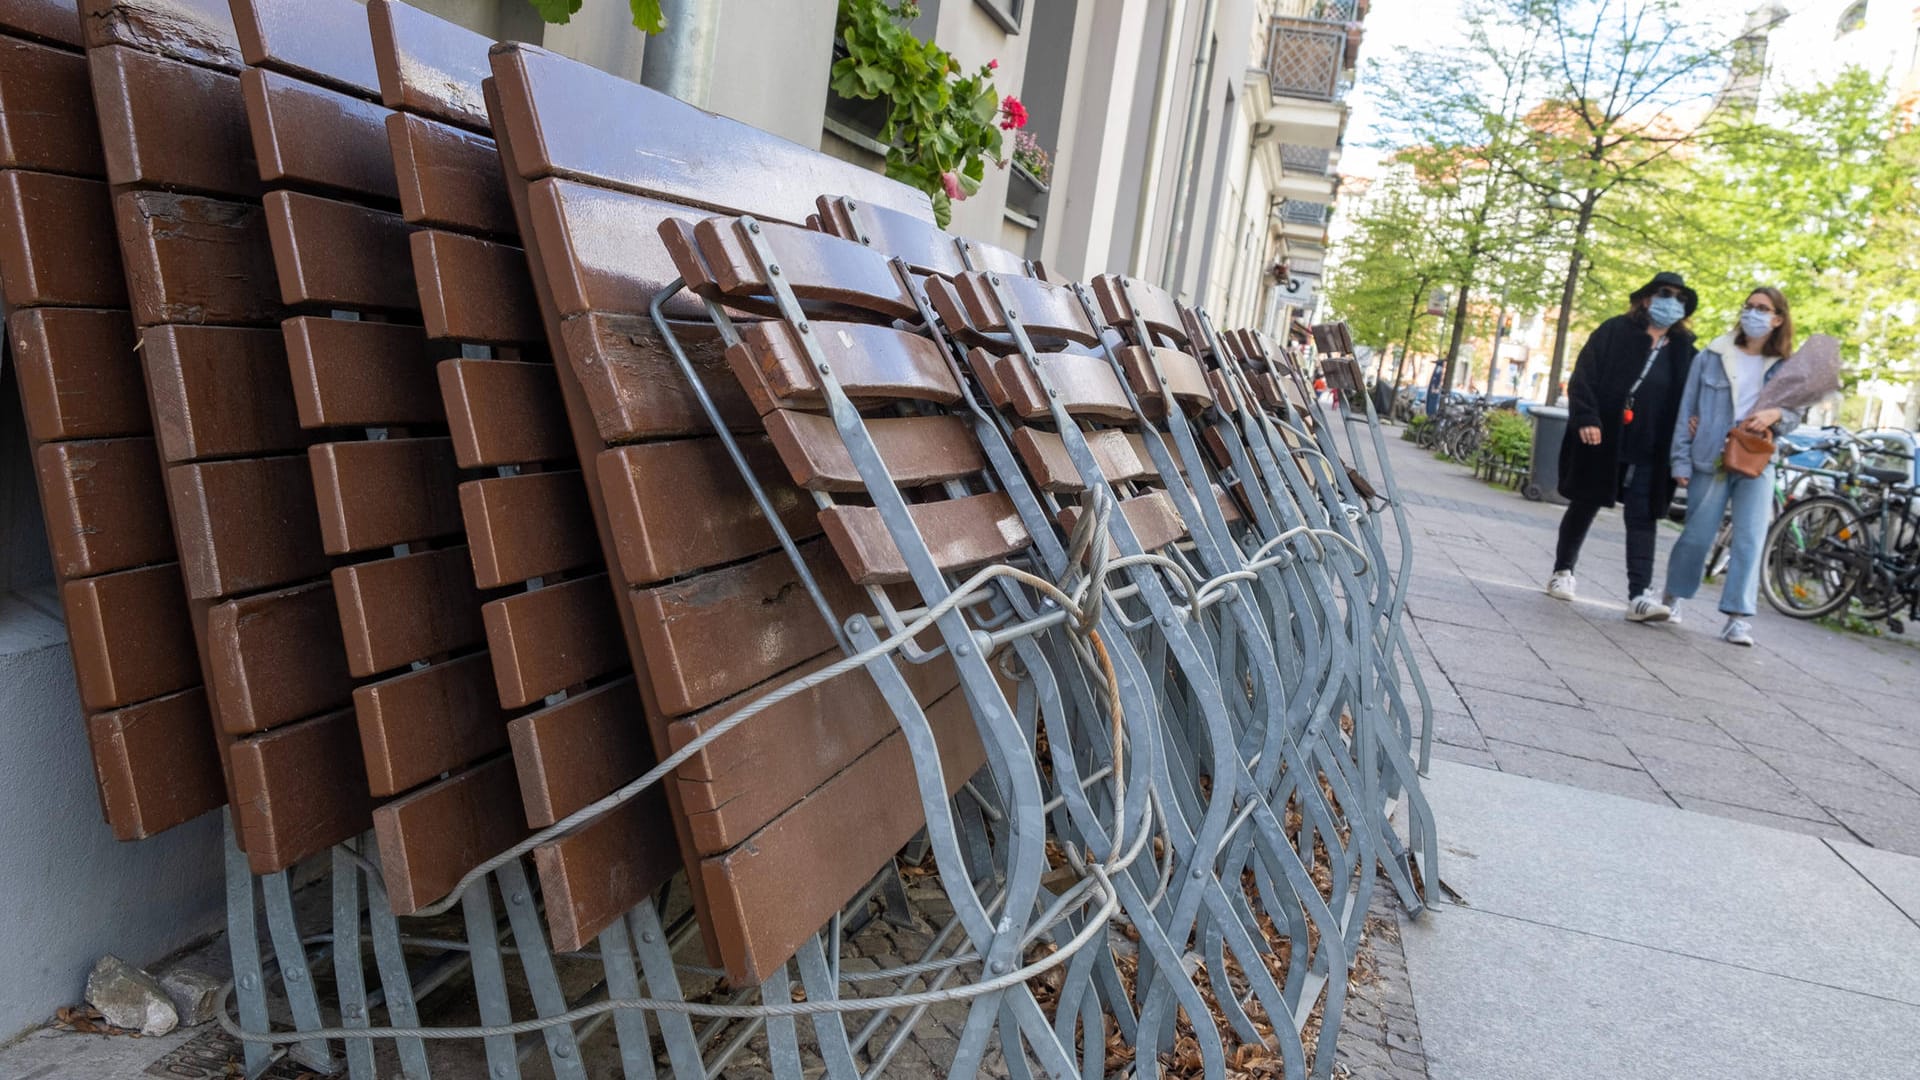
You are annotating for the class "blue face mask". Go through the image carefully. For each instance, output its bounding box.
[1739,307,1774,339]
[1647,296,1685,328]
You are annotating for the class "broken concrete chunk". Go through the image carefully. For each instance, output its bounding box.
[158,967,223,1027]
[84,955,178,1036]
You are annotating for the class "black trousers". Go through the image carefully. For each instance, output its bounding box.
[1555,464,1659,597]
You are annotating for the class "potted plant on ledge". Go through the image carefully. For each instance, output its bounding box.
[1007,130,1051,221]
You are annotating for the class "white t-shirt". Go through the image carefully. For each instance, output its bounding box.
[1730,348,1768,420]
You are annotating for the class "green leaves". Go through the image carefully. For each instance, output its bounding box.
[525,0,582,23]
[833,0,1007,220]
[524,0,664,33]
[629,0,665,33]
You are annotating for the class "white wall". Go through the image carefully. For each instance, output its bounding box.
[708,0,841,148]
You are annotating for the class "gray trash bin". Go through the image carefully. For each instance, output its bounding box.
[1526,406,1569,504]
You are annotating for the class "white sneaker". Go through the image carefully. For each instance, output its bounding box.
[1664,596,1683,624]
[1626,593,1671,623]
[1721,617,1754,646]
[1546,571,1577,601]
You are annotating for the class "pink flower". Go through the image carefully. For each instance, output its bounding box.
[988,58,999,70]
[941,171,963,200]
[998,95,1028,131]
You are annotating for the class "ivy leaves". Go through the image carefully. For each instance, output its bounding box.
[525,0,665,34]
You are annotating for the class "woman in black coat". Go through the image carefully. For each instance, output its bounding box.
[1548,272,1699,621]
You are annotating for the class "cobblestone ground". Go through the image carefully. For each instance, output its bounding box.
[1332,885,1430,1080]
[1381,428,1920,851]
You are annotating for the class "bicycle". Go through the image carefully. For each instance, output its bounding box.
[1762,443,1920,628]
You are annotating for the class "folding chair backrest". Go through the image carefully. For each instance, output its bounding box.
[0,0,225,840]
[491,41,980,975]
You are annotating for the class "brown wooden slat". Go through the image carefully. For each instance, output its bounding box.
[505,677,646,828]
[366,0,489,131]
[458,470,597,588]
[142,324,304,462]
[262,190,416,311]
[671,650,959,856]
[970,347,1135,422]
[813,195,963,278]
[595,437,820,587]
[240,66,396,200]
[526,178,687,319]
[0,33,103,174]
[283,315,438,429]
[558,313,755,445]
[229,706,372,874]
[411,229,540,343]
[764,411,981,492]
[489,43,931,223]
[1011,426,1156,493]
[354,651,507,798]
[374,753,526,914]
[87,42,259,197]
[1117,345,1213,408]
[819,491,1030,586]
[331,545,483,677]
[7,307,147,443]
[61,560,198,711]
[307,436,462,555]
[167,454,326,598]
[0,170,126,307]
[114,190,280,327]
[87,685,225,839]
[0,0,82,48]
[481,573,624,709]
[437,358,570,468]
[938,270,1099,346]
[532,789,680,954]
[384,111,512,234]
[682,217,918,322]
[1060,490,1188,556]
[700,684,984,983]
[230,0,379,97]
[627,539,863,719]
[206,580,353,734]
[728,319,960,413]
[34,437,171,578]
[81,0,243,71]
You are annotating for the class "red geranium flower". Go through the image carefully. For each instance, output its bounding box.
[999,95,1027,130]
[988,58,999,70]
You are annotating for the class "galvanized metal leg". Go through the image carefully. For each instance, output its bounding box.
[361,840,432,1080]
[494,860,586,1080]
[260,869,336,1073]
[627,899,705,1080]
[759,963,804,1080]
[594,917,658,1080]
[795,936,859,1080]
[330,847,376,1080]
[460,879,520,1080]
[224,819,273,1080]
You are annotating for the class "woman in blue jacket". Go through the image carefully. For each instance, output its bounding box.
[1662,287,1800,645]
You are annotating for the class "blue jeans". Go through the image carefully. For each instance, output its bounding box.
[1664,465,1774,617]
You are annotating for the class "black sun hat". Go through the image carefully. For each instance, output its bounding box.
[1630,271,1698,317]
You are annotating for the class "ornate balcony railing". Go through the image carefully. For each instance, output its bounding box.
[1281,143,1334,176]
[1280,199,1331,227]
[1265,15,1350,104]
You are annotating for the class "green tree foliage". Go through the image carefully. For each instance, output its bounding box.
[1323,173,1451,388]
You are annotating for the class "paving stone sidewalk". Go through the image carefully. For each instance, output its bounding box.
[1381,429,1920,852]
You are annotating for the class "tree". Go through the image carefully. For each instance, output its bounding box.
[1322,172,1452,390]
[1506,0,1730,405]
[1370,3,1555,394]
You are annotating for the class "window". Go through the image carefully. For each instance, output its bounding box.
[973,0,1024,34]
[1837,0,1867,37]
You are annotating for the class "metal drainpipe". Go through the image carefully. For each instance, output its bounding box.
[640,0,722,106]
[1128,0,1191,277]
[1156,0,1222,290]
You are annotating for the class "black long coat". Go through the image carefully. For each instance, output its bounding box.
[1557,313,1696,510]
